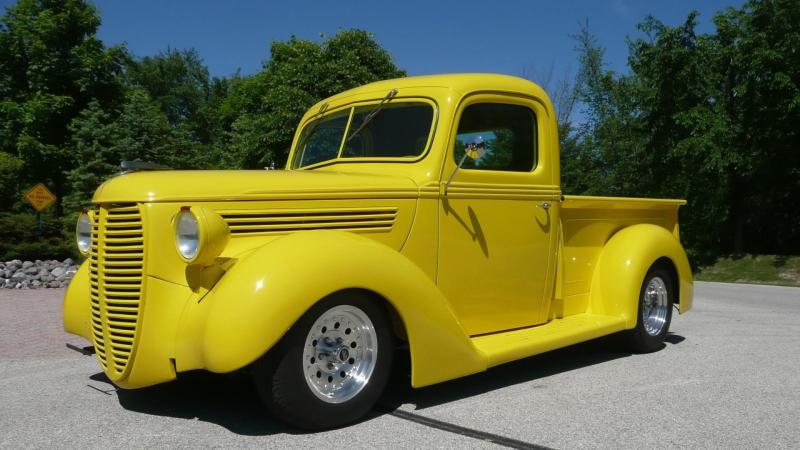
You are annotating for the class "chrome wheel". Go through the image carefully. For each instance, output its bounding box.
[302,305,377,404]
[642,276,669,336]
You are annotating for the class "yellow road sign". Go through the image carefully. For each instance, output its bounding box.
[24,183,57,212]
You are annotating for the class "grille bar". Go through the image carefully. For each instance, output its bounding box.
[88,204,144,379]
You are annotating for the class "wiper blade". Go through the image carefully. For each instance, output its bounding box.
[345,88,398,144]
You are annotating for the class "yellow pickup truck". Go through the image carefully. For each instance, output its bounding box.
[64,73,692,429]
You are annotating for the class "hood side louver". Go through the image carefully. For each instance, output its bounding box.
[218,207,398,236]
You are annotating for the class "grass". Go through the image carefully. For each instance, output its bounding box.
[695,254,800,287]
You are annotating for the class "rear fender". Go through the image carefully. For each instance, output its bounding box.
[589,224,693,328]
[191,230,486,387]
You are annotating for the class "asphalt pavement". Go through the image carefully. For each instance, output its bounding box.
[1,282,798,449]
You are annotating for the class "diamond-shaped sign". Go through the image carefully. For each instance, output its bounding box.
[24,183,57,212]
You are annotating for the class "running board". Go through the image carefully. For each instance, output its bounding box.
[471,314,627,367]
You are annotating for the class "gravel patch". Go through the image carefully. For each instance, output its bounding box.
[0,259,79,289]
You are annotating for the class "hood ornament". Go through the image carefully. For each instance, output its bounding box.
[119,160,170,175]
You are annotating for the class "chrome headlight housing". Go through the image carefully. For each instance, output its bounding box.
[76,212,92,255]
[175,208,200,262]
[174,206,230,266]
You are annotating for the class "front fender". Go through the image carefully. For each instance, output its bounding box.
[589,224,693,328]
[179,230,486,387]
[63,260,91,341]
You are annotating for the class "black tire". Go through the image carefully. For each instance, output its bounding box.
[253,292,394,430]
[624,265,675,353]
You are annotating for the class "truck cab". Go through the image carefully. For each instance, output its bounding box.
[64,74,693,429]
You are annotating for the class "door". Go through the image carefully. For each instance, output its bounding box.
[437,97,558,336]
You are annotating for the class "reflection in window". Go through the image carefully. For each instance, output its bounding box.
[454,103,536,172]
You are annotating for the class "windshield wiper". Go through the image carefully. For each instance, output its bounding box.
[345,88,398,144]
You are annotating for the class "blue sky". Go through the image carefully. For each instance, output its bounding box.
[1,0,745,83]
[0,0,745,79]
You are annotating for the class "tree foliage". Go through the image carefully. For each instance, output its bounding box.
[219,30,405,168]
[0,0,126,204]
[1,0,797,265]
[568,0,800,262]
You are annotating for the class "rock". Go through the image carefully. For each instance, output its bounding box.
[11,271,27,280]
[0,258,83,289]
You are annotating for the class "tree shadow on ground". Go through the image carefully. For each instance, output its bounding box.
[88,332,685,435]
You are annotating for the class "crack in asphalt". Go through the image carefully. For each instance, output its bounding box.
[86,384,116,395]
[383,406,553,450]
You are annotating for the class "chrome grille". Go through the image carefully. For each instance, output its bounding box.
[89,204,144,378]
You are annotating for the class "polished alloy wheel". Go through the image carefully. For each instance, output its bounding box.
[302,305,377,403]
[642,276,669,336]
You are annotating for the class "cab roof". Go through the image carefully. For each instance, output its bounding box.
[315,73,550,107]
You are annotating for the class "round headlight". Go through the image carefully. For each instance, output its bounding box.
[175,209,200,261]
[76,212,92,255]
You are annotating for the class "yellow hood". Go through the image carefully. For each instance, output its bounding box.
[92,169,419,203]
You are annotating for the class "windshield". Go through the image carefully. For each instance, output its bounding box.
[292,101,434,169]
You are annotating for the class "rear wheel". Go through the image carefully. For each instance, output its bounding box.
[253,292,394,430]
[624,265,674,353]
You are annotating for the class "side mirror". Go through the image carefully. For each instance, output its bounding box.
[444,137,486,195]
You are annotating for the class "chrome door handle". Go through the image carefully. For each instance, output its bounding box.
[537,202,551,210]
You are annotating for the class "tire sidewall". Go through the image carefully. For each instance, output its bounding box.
[631,266,674,351]
[255,292,394,429]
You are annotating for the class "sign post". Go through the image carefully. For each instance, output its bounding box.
[24,183,57,235]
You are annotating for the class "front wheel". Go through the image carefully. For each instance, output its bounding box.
[624,265,674,353]
[253,292,394,429]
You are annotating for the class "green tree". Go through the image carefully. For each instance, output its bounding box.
[0,152,24,209]
[573,0,800,262]
[0,0,127,204]
[64,90,187,212]
[221,29,405,168]
[126,48,227,155]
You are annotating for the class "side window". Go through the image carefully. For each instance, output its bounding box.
[454,103,536,172]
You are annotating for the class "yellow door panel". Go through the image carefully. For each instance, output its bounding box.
[438,193,555,335]
[437,95,559,336]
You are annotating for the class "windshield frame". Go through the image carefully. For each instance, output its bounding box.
[290,97,439,170]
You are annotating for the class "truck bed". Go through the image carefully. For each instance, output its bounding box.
[554,195,686,318]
